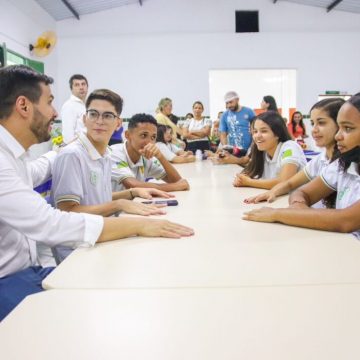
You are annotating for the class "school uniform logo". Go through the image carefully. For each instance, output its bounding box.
[90,171,99,186]
[116,160,129,168]
[338,187,350,201]
[282,149,293,159]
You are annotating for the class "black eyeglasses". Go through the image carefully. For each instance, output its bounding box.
[86,109,119,123]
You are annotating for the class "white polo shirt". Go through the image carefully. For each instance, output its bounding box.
[183,118,212,142]
[262,140,307,179]
[156,142,177,161]
[304,151,330,181]
[321,159,360,239]
[111,141,167,191]
[51,133,113,207]
[0,125,103,278]
[60,94,86,144]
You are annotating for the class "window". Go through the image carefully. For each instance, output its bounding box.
[0,43,44,73]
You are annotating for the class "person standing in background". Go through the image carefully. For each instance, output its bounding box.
[61,74,88,144]
[219,91,255,151]
[182,101,211,153]
[288,111,307,139]
[261,95,279,113]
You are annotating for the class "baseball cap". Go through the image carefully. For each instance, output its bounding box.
[224,91,239,103]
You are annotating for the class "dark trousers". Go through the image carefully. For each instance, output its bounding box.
[0,266,54,321]
[186,140,210,153]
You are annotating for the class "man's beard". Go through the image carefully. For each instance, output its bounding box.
[30,108,53,143]
[228,104,239,112]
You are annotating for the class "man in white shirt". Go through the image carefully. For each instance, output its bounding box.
[0,65,194,321]
[60,74,88,144]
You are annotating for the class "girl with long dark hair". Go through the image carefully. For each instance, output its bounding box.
[243,95,360,239]
[233,111,307,189]
[245,98,345,206]
[156,125,195,163]
[261,95,279,112]
[288,111,307,141]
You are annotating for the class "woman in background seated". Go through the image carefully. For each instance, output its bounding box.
[261,95,279,113]
[233,111,307,190]
[182,101,211,153]
[243,95,360,239]
[155,97,183,145]
[245,98,345,206]
[156,125,195,163]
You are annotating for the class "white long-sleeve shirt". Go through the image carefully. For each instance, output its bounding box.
[0,125,103,278]
[60,94,86,144]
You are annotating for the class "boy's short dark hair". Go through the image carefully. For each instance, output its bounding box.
[128,113,158,130]
[86,89,123,115]
[0,65,53,119]
[69,74,88,89]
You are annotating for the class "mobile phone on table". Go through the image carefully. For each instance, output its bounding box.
[141,199,179,206]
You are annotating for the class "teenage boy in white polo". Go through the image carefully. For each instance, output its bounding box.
[111,113,190,192]
[51,89,171,218]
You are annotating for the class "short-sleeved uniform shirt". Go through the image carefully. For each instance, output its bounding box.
[51,133,113,207]
[262,140,307,179]
[183,118,212,142]
[111,141,167,191]
[219,106,255,150]
[156,142,178,161]
[303,151,331,209]
[304,151,330,180]
[320,160,360,239]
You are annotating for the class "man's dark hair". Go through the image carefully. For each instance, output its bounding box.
[69,74,88,89]
[128,113,158,130]
[86,89,123,115]
[0,65,53,119]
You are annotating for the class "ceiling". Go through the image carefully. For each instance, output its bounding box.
[34,0,360,21]
[275,0,360,14]
[34,0,146,21]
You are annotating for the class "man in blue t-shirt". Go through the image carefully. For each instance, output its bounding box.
[219,91,255,150]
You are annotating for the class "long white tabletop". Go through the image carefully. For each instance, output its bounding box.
[1,286,360,360]
[43,161,357,290]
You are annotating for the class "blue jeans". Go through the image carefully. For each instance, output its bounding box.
[0,266,54,321]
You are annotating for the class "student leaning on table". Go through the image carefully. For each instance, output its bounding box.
[52,89,172,218]
[243,95,360,239]
[51,89,179,262]
[245,98,345,206]
[233,111,307,190]
[0,65,194,321]
[111,114,190,192]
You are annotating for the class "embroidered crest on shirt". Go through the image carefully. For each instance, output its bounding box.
[338,187,350,201]
[116,160,129,168]
[282,149,293,159]
[90,171,98,186]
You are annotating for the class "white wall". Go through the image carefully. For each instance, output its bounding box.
[0,0,58,106]
[56,31,360,118]
[2,0,360,118]
[55,0,360,118]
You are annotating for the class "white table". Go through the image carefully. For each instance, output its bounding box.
[43,161,358,290]
[1,286,360,360]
